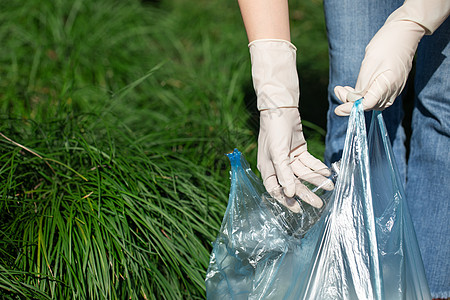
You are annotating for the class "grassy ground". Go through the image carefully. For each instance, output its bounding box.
[0,0,328,298]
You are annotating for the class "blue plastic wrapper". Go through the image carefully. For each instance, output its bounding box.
[205,100,431,299]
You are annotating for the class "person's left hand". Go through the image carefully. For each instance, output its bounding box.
[333,4,427,116]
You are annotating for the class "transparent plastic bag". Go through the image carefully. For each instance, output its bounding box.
[205,100,430,299]
[205,148,336,299]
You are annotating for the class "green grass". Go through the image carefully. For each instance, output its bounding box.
[1,115,228,299]
[0,0,329,298]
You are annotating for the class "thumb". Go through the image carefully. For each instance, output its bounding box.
[334,86,355,103]
[334,102,354,116]
[334,86,363,103]
[334,86,364,116]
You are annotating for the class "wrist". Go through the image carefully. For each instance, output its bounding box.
[249,39,300,110]
[248,39,296,50]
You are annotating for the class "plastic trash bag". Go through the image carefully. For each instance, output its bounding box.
[205,100,431,299]
[205,147,336,299]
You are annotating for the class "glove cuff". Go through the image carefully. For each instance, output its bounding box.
[248,39,297,50]
[249,39,300,110]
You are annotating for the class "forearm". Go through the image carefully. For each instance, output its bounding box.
[238,0,291,42]
[390,0,450,34]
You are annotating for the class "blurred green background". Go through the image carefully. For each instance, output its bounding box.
[0,0,329,298]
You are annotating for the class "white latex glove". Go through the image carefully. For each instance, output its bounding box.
[250,39,333,212]
[334,0,450,116]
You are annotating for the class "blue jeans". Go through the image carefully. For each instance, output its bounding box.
[324,0,450,297]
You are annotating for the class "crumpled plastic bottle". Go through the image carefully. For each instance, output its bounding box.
[260,162,339,239]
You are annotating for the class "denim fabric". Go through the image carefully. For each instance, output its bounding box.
[323,0,449,297]
[406,18,450,299]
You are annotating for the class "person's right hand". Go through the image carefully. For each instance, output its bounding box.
[250,39,333,213]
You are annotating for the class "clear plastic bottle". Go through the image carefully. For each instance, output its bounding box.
[261,161,340,238]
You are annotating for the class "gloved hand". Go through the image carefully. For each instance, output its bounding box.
[334,0,450,116]
[250,39,333,213]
